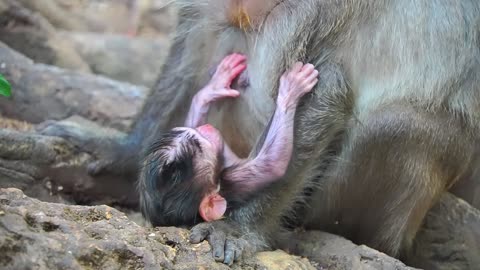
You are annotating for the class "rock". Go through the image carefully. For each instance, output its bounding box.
[287,231,418,270]
[14,0,99,32]
[47,0,176,37]
[408,193,480,270]
[140,0,177,36]
[0,0,175,77]
[254,250,316,270]
[0,128,137,208]
[0,0,92,73]
[61,32,170,87]
[0,188,318,270]
[286,193,480,270]
[0,188,424,270]
[0,190,474,270]
[0,116,33,132]
[0,29,92,73]
[451,163,480,210]
[0,41,147,131]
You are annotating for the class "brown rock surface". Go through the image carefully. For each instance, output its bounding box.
[0,188,310,269]
[408,193,480,270]
[0,127,136,207]
[288,231,418,270]
[0,188,422,270]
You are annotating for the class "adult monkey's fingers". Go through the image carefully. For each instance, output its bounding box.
[189,223,212,243]
[224,239,237,266]
[208,231,226,262]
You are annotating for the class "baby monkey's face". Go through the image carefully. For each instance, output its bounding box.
[193,124,224,157]
[172,124,225,186]
[170,125,228,221]
[138,125,228,226]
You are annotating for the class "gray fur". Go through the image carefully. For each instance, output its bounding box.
[135,0,480,264]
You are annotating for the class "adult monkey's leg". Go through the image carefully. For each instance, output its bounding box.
[304,105,475,259]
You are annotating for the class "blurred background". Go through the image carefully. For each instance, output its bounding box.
[0,0,175,88]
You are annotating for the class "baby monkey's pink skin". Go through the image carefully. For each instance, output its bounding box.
[221,62,319,192]
[173,53,318,222]
[184,53,247,129]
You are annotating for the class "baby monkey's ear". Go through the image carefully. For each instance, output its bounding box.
[199,192,227,221]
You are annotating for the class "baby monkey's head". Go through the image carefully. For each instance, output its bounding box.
[138,125,227,227]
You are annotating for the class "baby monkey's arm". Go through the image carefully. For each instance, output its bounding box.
[222,63,319,193]
[184,54,246,128]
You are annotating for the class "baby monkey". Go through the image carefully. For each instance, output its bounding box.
[138,53,319,227]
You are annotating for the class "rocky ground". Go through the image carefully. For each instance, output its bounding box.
[0,1,479,269]
[1,188,479,269]
[0,188,421,269]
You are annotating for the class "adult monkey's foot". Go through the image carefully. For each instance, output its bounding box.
[190,220,265,265]
[37,119,138,177]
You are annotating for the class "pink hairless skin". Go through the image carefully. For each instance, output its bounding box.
[181,54,318,221]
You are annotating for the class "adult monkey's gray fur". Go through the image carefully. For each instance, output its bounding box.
[44,0,480,266]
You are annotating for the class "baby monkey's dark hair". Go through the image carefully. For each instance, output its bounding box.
[138,129,207,227]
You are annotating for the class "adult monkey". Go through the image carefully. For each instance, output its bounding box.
[41,0,480,266]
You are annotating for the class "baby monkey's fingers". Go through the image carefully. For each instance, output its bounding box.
[219,53,246,70]
[213,64,246,89]
[213,54,247,88]
[300,63,315,76]
[227,53,247,68]
[300,67,319,95]
[227,64,247,85]
[305,69,319,85]
[305,79,319,93]
[217,88,241,98]
[291,62,304,73]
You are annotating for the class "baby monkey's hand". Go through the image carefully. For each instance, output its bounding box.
[278,62,319,110]
[196,53,247,105]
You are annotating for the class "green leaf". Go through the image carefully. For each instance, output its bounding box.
[0,74,12,97]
